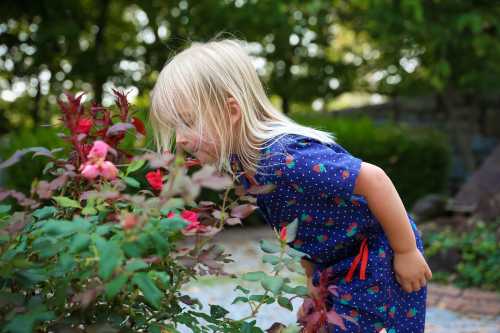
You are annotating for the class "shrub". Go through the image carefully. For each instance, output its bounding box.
[0,91,337,332]
[423,218,500,291]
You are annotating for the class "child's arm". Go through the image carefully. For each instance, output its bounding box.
[353,162,432,292]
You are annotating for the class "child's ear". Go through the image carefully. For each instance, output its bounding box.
[226,97,241,126]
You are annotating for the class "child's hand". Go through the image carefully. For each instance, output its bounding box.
[393,249,432,293]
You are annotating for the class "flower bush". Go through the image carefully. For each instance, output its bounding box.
[0,91,340,332]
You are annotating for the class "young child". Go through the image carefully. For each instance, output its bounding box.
[150,38,432,333]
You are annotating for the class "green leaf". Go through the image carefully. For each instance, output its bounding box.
[32,206,57,219]
[53,196,81,209]
[69,233,91,253]
[234,285,250,294]
[286,218,298,243]
[0,204,12,214]
[3,305,55,333]
[125,259,149,272]
[259,239,281,254]
[248,294,274,304]
[105,274,129,299]
[82,206,98,216]
[282,285,309,297]
[160,198,185,213]
[94,236,123,280]
[132,272,162,309]
[209,304,229,319]
[126,159,145,174]
[262,254,281,265]
[122,176,140,188]
[286,246,308,259]
[261,276,284,295]
[159,217,188,232]
[241,271,268,282]
[231,296,249,304]
[150,271,170,288]
[278,296,293,311]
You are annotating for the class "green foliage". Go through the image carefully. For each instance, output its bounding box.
[423,219,500,291]
[0,127,61,192]
[0,93,311,332]
[290,114,452,207]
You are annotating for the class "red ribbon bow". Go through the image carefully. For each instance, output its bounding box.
[345,236,369,283]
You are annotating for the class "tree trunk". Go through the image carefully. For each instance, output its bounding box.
[32,79,41,126]
[282,96,290,114]
[93,0,110,104]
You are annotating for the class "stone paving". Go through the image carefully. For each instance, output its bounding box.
[178,226,500,332]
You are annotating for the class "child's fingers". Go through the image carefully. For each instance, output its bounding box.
[396,274,413,293]
[425,267,433,280]
[419,277,427,289]
[411,280,421,292]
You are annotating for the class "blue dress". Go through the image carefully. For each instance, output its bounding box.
[230,133,427,333]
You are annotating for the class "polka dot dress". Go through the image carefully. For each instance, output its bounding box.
[230,133,427,333]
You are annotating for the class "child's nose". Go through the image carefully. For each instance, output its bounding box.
[176,132,189,148]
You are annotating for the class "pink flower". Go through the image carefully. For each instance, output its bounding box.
[100,161,119,180]
[80,163,100,179]
[79,140,118,181]
[75,118,93,134]
[145,169,163,191]
[88,140,109,160]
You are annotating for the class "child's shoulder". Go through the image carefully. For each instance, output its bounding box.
[258,133,352,166]
[256,132,360,182]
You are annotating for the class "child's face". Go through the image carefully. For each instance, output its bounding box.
[173,98,241,165]
[175,122,220,165]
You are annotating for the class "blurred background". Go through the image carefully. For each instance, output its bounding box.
[0,1,499,330]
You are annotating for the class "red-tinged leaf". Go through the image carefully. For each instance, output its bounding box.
[49,175,69,191]
[230,204,257,219]
[0,147,52,169]
[238,195,257,203]
[192,165,233,190]
[106,122,135,136]
[211,210,222,219]
[328,285,339,297]
[1,190,38,208]
[185,158,201,168]
[246,184,276,195]
[140,152,175,169]
[340,313,358,325]
[204,226,222,236]
[5,212,28,236]
[36,181,53,199]
[177,256,197,269]
[226,217,242,226]
[72,286,104,309]
[131,117,146,136]
[326,309,346,330]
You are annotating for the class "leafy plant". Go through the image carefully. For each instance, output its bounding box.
[0,91,338,332]
[423,218,500,291]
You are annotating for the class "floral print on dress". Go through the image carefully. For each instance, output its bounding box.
[229,133,427,332]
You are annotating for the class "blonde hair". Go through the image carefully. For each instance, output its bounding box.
[150,38,336,176]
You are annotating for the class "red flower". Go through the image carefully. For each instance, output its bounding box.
[131,117,146,136]
[280,226,287,242]
[166,210,207,234]
[75,118,93,134]
[146,169,163,190]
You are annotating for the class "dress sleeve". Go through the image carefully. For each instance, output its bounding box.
[276,137,363,201]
